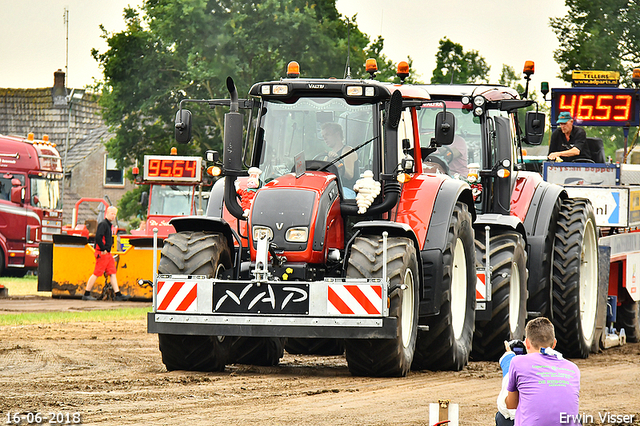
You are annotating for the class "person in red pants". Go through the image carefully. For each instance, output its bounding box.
[82,206,129,301]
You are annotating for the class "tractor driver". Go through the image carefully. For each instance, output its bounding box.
[548,112,591,162]
[320,122,359,198]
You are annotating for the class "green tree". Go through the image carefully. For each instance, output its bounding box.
[93,0,378,170]
[363,36,422,84]
[430,38,490,84]
[498,64,523,91]
[116,183,149,225]
[550,0,640,157]
[550,0,640,85]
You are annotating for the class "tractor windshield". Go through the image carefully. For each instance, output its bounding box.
[418,101,512,179]
[418,101,482,178]
[257,97,376,192]
[148,184,194,216]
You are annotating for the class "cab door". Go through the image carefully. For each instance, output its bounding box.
[0,174,28,267]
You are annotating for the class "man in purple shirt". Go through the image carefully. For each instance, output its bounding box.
[504,317,581,425]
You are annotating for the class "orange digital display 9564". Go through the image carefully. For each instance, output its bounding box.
[552,88,638,127]
[143,155,202,182]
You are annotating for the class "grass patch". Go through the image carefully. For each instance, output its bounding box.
[0,307,152,326]
[0,275,51,297]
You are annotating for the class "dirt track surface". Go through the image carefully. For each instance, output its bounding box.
[0,298,639,425]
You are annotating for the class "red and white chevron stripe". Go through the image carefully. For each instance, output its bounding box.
[157,280,198,312]
[327,284,383,316]
[476,272,486,301]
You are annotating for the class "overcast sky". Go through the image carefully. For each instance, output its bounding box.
[0,0,570,91]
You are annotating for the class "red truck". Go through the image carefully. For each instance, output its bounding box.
[0,133,63,276]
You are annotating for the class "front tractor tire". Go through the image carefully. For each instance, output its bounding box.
[344,236,419,377]
[552,199,600,358]
[411,202,476,371]
[472,231,528,361]
[157,231,232,372]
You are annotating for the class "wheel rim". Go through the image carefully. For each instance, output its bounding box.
[451,238,467,340]
[401,268,415,348]
[580,218,598,342]
[509,261,521,335]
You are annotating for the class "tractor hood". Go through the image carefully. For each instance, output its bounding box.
[248,172,342,262]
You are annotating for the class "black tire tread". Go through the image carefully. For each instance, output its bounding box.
[552,199,598,358]
[157,232,232,372]
[472,231,528,361]
[616,302,640,343]
[159,334,230,372]
[284,338,345,356]
[230,337,285,366]
[411,202,476,371]
[344,236,418,377]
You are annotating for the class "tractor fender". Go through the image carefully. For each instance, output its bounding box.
[419,179,475,315]
[473,213,527,242]
[349,220,420,251]
[522,180,567,310]
[423,179,475,252]
[522,180,567,239]
[206,178,225,218]
[345,220,423,301]
[170,216,237,263]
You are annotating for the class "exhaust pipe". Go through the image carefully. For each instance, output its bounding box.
[223,77,246,220]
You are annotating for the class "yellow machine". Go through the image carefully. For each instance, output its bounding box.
[38,153,210,300]
[48,236,157,300]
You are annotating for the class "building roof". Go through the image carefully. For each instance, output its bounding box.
[64,126,114,170]
[0,87,104,160]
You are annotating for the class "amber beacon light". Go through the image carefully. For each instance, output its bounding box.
[287,61,300,78]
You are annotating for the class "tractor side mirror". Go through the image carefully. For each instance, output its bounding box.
[140,191,149,209]
[525,111,545,145]
[434,111,456,146]
[175,109,192,144]
[387,90,403,130]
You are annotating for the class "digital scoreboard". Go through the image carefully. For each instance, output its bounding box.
[551,87,639,127]
[143,155,202,182]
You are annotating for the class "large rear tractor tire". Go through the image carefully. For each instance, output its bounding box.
[285,338,345,356]
[344,236,419,377]
[411,202,476,371]
[552,199,600,358]
[472,231,528,361]
[229,337,286,366]
[616,302,640,343]
[157,232,233,372]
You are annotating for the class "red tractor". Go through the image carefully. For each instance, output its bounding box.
[147,62,546,375]
[419,64,603,359]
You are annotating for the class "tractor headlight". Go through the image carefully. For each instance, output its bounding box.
[285,227,308,243]
[347,86,363,96]
[272,85,288,95]
[252,226,273,241]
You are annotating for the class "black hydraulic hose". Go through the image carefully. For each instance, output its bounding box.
[224,175,245,220]
[340,180,401,216]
